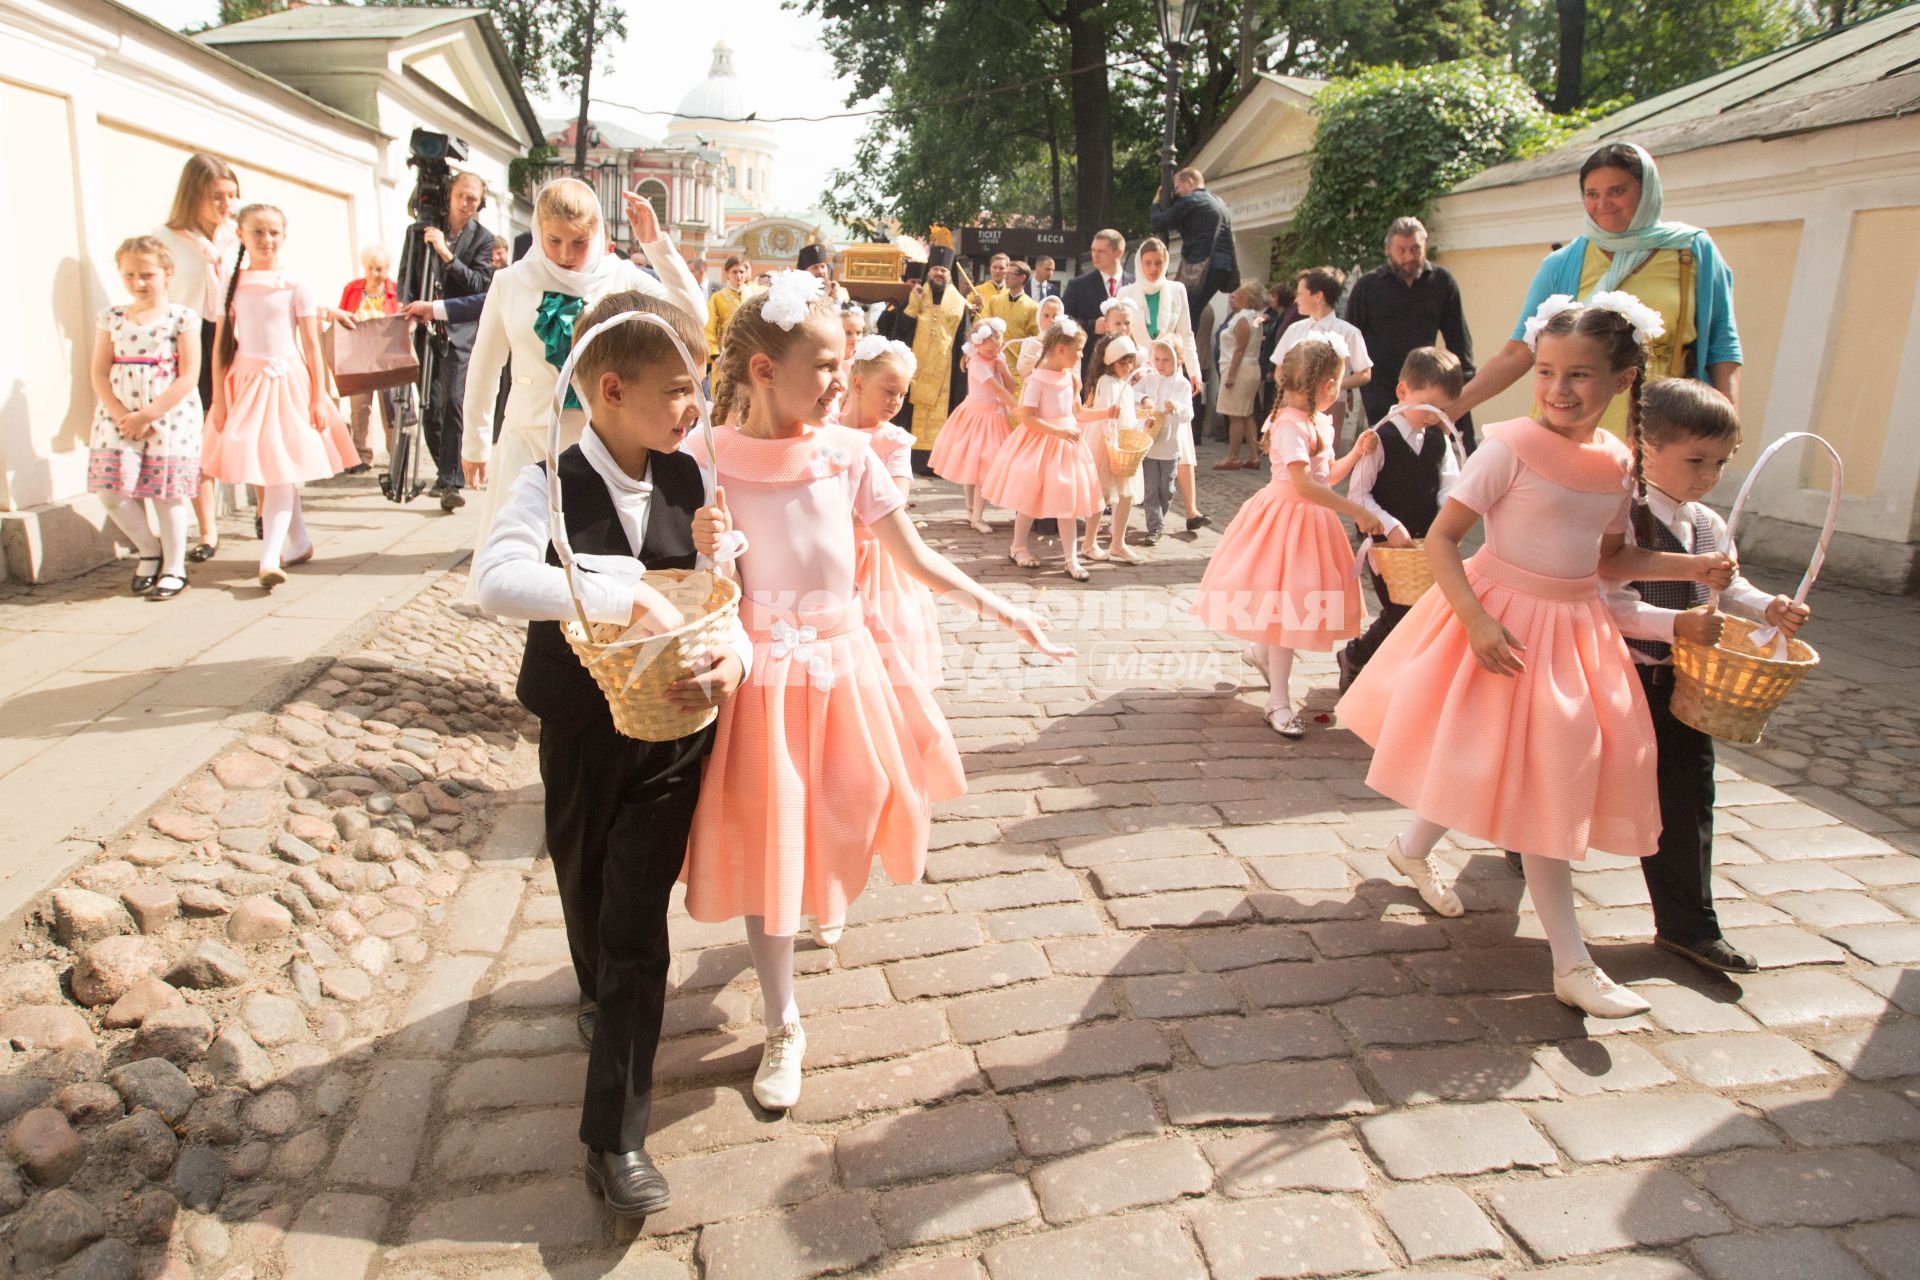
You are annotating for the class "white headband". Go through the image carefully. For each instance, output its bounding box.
[762,269,825,331]
[1523,291,1665,351]
[1102,335,1138,365]
[1053,317,1082,339]
[851,333,917,377]
[1099,297,1138,317]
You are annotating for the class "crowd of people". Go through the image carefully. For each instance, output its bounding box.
[81,138,1815,1224]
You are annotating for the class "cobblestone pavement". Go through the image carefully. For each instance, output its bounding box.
[3,440,1919,1280]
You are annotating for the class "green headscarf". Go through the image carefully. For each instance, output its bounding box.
[1581,143,1701,295]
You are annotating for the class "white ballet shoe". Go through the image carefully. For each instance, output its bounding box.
[809,919,844,947]
[753,1021,806,1110]
[1386,836,1465,918]
[1553,962,1650,1019]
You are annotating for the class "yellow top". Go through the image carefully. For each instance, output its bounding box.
[705,284,747,359]
[969,280,1007,311]
[982,289,1039,346]
[1576,243,1696,438]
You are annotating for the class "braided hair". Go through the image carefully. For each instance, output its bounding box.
[710,286,839,427]
[1535,303,1650,537]
[216,203,283,370]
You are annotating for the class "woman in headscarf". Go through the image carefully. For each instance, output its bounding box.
[1448,142,1742,438]
[459,179,707,550]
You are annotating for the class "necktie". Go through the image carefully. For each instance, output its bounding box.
[1106,276,1116,299]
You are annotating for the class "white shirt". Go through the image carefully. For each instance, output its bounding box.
[1348,412,1463,539]
[1137,370,1193,461]
[470,427,753,674]
[1603,487,1775,664]
[1100,271,1123,300]
[1274,313,1373,375]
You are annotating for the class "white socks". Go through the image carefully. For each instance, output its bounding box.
[258,484,311,571]
[1264,645,1297,716]
[1522,853,1593,974]
[745,915,799,1028]
[1398,817,1449,864]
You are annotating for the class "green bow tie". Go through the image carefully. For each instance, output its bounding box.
[535,291,588,410]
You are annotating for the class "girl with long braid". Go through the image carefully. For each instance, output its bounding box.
[201,204,357,589]
[1336,294,1734,1018]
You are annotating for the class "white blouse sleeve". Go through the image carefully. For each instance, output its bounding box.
[470,463,636,624]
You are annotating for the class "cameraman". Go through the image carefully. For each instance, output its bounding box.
[400,170,495,511]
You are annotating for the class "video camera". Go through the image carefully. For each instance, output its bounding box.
[405,128,471,232]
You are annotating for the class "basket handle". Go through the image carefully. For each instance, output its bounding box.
[1718,430,1844,657]
[545,309,720,638]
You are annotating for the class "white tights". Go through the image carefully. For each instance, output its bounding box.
[745,915,799,1028]
[1397,818,1592,973]
[102,493,191,578]
[258,484,312,572]
[1263,644,1296,716]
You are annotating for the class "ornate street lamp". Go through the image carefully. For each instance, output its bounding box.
[1156,0,1207,201]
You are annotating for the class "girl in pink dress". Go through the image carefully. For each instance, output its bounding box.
[686,273,1071,1112]
[979,318,1108,580]
[202,204,357,589]
[837,334,944,695]
[1192,336,1381,737]
[929,319,1017,532]
[1335,296,1732,1017]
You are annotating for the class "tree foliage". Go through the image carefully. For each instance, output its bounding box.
[1289,59,1570,272]
[363,0,565,90]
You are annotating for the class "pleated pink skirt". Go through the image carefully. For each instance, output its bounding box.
[856,529,944,688]
[682,599,965,934]
[1335,549,1660,861]
[201,355,355,486]
[979,423,1103,520]
[929,396,1010,487]
[1190,485,1363,649]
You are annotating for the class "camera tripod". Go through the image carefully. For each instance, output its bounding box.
[383,228,443,506]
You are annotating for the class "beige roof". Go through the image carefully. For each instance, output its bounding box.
[1459,3,1920,192]
[198,6,490,43]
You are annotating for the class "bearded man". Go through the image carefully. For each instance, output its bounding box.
[1344,215,1477,447]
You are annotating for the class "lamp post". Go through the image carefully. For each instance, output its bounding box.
[1155,0,1207,204]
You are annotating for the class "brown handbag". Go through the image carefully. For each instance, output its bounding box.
[330,313,419,394]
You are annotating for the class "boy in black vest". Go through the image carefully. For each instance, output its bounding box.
[471,290,747,1218]
[1337,347,1466,690]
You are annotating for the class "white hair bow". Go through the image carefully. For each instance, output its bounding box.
[762,269,824,331]
[1522,291,1666,351]
[1287,330,1351,363]
[851,333,917,376]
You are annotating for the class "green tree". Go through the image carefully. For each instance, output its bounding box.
[1289,59,1570,271]
[1487,0,1814,109]
[363,0,564,89]
[554,0,629,173]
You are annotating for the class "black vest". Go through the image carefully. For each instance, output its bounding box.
[515,444,705,726]
[1625,501,1714,663]
[1371,422,1448,538]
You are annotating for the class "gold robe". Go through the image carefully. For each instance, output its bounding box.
[983,289,1039,347]
[906,283,968,449]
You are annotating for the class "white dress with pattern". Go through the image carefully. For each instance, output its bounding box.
[88,304,203,500]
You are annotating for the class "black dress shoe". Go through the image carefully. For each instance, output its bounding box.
[187,541,217,563]
[1336,645,1360,693]
[576,1002,597,1049]
[585,1148,671,1217]
[148,572,188,601]
[130,558,162,594]
[1186,513,1212,531]
[1657,935,1759,974]
[440,489,466,512]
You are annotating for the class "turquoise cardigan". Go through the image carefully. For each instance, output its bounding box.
[1507,232,1743,380]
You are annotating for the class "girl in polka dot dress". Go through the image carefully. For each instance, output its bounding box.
[89,236,205,600]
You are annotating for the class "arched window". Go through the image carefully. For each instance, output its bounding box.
[746,167,754,192]
[636,179,668,227]
[727,163,737,189]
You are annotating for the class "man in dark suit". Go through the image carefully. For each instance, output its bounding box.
[1152,166,1238,326]
[399,171,495,512]
[1029,256,1063,303]
[1062,228,1132,379]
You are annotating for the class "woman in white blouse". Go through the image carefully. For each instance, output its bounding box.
[460,179,708,552]
[1120,239,1209,527]
[152,153,240,561]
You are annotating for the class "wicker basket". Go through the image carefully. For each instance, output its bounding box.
[1369,539,1433,606]
[1668,431,1841,744]
[563,569,741,741]
[1671,616,1818,744]
[1106,426,1153,481]
[545,310,742,742]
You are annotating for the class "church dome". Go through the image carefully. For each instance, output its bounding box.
[672,41,751,125]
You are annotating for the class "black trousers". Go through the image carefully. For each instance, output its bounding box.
[540,716,714,1152]
[1637,665,1720,945]
[422,339,469,490]
[1347,566,1411,669]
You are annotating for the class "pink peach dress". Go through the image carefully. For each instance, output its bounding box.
[1190,407,1363,649]
[978,367,1102,520]
[852,422,944,687]
[683,423,965,934]
[929,354,1011,486]
[1335,418,1660,862]
[200,272,356,486]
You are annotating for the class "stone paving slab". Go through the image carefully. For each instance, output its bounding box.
[3,443,1920,1278]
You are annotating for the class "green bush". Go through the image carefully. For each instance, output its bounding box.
[1290,59,1574,272]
